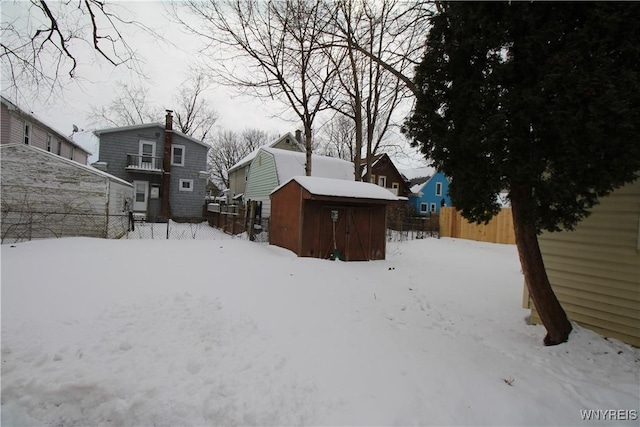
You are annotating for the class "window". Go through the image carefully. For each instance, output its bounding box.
[436,182,443,196]
[370,174,376,183]
[179,179,193,192]
[391,182,399,195]
[139,140,156,168]
[430,203,437,213]
[24,122,31,144]
[69,146,74,160]
[378,175,386,187]
[420,203,428,213]
[172,145,185,166]
[57,141,62,155]
[46,135,52,152]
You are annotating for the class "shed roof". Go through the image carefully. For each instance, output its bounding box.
[274,176,404,201]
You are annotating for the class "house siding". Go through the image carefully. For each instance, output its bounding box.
[244,151,279,218]
[97,125,208,221]
[227,133,304,200]
[411,172,451,215]
[1,144,132,241]
[1,97,90,164]
[530,179,640,347]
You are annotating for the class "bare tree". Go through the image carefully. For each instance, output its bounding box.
[173,68,219,142]
[208,128,272,188]
[172,0,340,176]
[327,0,433,181]
[318,114,355,161]
[1,0,150,101]
[89,69,218,142]
[89,81,160,127]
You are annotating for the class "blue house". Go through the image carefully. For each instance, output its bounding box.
[409,171,451,215]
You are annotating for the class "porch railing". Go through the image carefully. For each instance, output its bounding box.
[126,154,163,172]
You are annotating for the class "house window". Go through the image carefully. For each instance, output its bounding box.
[57,141,62,155]
[378,175,386,187]
[430,203,437,213]
[139,140,156,169]
[69,146,74,160]
[436,182,443,196]
[391,182,399,195]
[179,179,194,192]
[172,145,185,166]
[46,135,52,151]
[370,174,376,183]
[24,122,31,144]
[420,203,428,213]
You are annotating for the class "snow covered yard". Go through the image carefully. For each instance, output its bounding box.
[1,231,638,426]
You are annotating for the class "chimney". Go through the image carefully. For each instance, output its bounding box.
[161,110,173,220]
[295,129,302,144]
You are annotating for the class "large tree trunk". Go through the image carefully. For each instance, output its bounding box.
[510,184,573,345]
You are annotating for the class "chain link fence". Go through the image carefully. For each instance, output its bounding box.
[2,207,438,244]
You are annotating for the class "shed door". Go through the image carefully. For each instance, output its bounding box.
[320,206,372,261]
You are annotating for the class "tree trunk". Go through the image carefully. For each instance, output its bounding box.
[511,184,573,345]
[304,125,312,176]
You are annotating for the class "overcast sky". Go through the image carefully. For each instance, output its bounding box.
[1,1,426,168]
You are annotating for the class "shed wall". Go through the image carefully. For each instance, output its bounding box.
[1,145,113,241]
[269,181,303,254]
[531,179,640,346]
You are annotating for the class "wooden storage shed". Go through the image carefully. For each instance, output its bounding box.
[1,144,133,242]
[270,176,403,261]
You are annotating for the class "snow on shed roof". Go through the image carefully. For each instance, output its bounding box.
[275,176,405,201]
[263,147,354,183]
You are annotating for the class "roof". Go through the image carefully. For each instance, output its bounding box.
[93,123,209,148]
[399,165,436,181]
[274,176,405,201]
[0,143,132,187]
[1,96,91,156]
[261,147,354,182]
[228,132,303,172]
[411,171,448,195]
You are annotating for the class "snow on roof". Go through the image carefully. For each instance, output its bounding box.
[228,132,301,172]
[275,176,404,201]
[263,147,355,183]
[399,166,436,181]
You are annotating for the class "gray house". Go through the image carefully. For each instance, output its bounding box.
[1,144,133,243]
[94,111,209,222]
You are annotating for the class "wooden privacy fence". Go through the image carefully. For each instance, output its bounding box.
[439,207,515,244]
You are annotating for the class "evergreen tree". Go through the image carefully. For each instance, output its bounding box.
[403,2,640,345]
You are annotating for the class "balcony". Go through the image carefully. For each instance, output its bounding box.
[126,154,163,174]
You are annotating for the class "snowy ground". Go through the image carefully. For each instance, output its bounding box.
[1,228,638,426]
